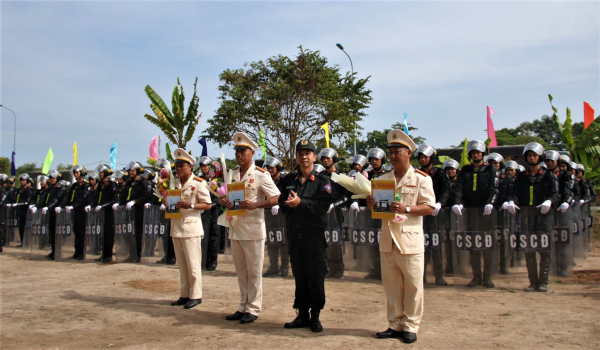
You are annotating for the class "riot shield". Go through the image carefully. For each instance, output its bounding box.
[22,210,34,250]
[85,209,104,261]
[263,208,288,275]
[424,210,447,286]
[113,206,137,262]
[29,211,50,258]
[54,210,75,261]
[345,208,382,278]
[141,205,167,264]
[496,210,513,276]
[571,203,585,265]
[6,206,21,246]
[451,207,499,287]
[324,207,344,278]
[552,208,574,277]
[580,203,590,256]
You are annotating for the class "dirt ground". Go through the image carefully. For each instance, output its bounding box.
[2,216,600,349]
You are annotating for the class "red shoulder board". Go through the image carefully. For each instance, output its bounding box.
[415,169,429,177]
[483,162,488,166]
[194,176,204,182]
[310,174,315,181]
[256,167,267,173]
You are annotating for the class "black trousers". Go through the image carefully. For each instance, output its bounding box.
[74,209,87,257]
[102,209,115,258]
[424,248,444,279]
[49,212,56,254]
[289,233,328,311]
[267,243,290,270]
[18,210,27,243]
[202,209,220,266]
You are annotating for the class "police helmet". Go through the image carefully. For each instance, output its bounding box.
[95,163,113,177]
[416,144,436,158]
[7,177,15,184]
[58,180,70,188]
[0,174,7,183]
[487,152,504,164]
[540,162,547,169]
[351,155,367,167]
[544,150,560,162]
[467,140,486,156]
[264,157,283,172]
[367,148,387,163]
[18,173,30,182]
[71,164,87,178]
[155,158,172,170]
[558,155,572,167]
[88,172,99,181]
[442,159,459,170]
[522,142,544,157]
[193,156,213,174]
[569,162,578,171]
[142,169,155,181]
[577,164,585,173]
[504,161,518,170]
[48,170,62,179]
[319,148,340,164]
[517,165,526,173]
[313,164,325,173]
[115,170,128,181]
[127,161,144,173]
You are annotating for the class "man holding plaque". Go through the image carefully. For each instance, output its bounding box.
[168,148,212,310]
[366,129,435,344]
[218,132,280,325]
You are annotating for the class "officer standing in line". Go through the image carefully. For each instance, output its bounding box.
[13,174,33,246]
[319,148,351,279]
[94,164,118,263]
[506,143,559,292]
[64,165,90,260]
[350,154,368,176]
[195,156,221,271]
[263,156,290,278]
[40,170,67,260]
[452,140,498,288]
[368,129,435,344]
[30,175,50,213]
[496,160,518,274]
[487,153,504,175]
[219,132,280,325]
[417,144,450,286]
[442,159,460,274]
[279,140,333,333]
[168,148,212,310]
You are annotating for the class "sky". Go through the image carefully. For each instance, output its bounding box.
[1,0,598,170]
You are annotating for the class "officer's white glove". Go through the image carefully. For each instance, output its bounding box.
[95,205,102,212]
[579,199,585,205]
[65,206,72,214]
[159,204,166,211]
[126,201,135,210]
[359,206,366,211]
[31,207,37,214]
[327,203,335,214]
[42,207,48,214]
[271,205,279,215]
[350,202,360,211]
[559,202,570,213]
[432,202,442,216]
[11,203,17,207]
[537,200,552,214]
[28,204,35,210]
[84,205,91,213]
[507,201,519,214]
[5,203,10,207]
[501,202,509,211]
[452,204,463,216]
[55,207,61,213]
[112,203,119,210]
[144,203,151,209]
[483,204,494,216]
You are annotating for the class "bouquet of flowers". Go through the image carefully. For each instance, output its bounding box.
[153,165,176,200]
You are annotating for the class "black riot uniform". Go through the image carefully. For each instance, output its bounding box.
[280,141,333,332]
[495,172,515,274]
[97,178,119,261]
[43,183,67,259]
[510,167,560,291]
[322,168,351,279]
[66,179,91,259]
[119,175,151,261]
[453,162,498,287]
[198,172,221,270]
[444,172,460,274]
[550,167,575,276]
[420,166,450,286]
[16,186,33,244]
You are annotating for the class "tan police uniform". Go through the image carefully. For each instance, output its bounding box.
[378,130,436,334]
[171,149,212,300]
[229,132,281,317]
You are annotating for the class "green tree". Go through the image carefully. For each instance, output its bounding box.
[144,78,202,149]
[204,46,372,170]
[16,163,40,175]
[0,157,10,174]
[55,164,73,171]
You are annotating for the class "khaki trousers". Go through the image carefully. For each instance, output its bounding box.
[381,245,424,333]
[173,236,203,299]
[231,239,265,316]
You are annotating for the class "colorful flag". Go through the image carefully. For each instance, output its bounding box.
[149,135,159,160]
[487,106,497,147]
[321,122,330,147]
[10,151,15,176]
[259,129,268,161]
[110,141,117,170]
[165,143,172,160]
[403,112,409,135]
[198,137,208,157]
[584,102,595,129]
[41,148,54,175]
[73,142,78,165]
[460,138,469,168]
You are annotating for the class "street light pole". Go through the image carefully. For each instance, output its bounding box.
[0,103,17,156]
[336,43,357,156]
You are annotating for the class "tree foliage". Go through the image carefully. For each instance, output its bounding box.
[0,157,10,174]
[204,46,372,170]
[16,163,40,175]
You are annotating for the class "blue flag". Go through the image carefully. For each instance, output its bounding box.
[403,112,409,135]
[198,137,208,157]
[10,151,16,176]
[110,140,117,170]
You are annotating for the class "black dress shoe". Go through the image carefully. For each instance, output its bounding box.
[166,258,176,265]
[156,257,167,264]
[184,299,202,309]
[77,255,85,261]
[284,310,310,329]
[240,313,258,324]
[403,332,417,343]
[376,328,404,339]
[225,311,245,321]
[171,297,189,306]
[101,256,113,263]
[206,262,217,271]
[280,268,289,277]
[46,253,54,260]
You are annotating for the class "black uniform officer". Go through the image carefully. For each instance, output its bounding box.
[508,143,560,292]
[442,159,460,274]
[194,156,221,271]
[417,144,450,286]
[496,160,519,274]
[452,140,498,288]
[95,165,118,262]
[41,170,67,260]
[280,140,333,333]
[118,161,151,262]
[65,165,90,260]
[263,156,290,277]
[15,174,34,246]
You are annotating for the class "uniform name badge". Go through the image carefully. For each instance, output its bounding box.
[227,182,247,216]
[370,179,396,220]
[164,189,182,219]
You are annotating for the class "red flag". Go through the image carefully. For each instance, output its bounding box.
[487,106,497,147]
[149,135,159,159]
[584,102,594,129]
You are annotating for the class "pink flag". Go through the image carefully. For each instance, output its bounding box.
[149,135,159,159]
[487,106,497,148]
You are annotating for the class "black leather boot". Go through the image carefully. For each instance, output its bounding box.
[310,309,323,332]
[284,309,310,329]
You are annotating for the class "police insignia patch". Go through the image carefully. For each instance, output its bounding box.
[324,184,332,194]
[310,174,315,181]
[301,140,308,145]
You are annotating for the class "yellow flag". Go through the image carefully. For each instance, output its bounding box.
[321,122,329,148]
[73,142,78,165]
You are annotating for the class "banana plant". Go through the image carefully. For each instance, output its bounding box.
[144,77,202,149]
[549,94,600,186]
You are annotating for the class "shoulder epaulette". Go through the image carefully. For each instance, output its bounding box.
[256,167,267,173]
[194,176,204,182]
[232,166,240,170]
[415,169,429,177]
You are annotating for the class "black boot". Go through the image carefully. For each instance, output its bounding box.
[310,309,323,332]
[537,253,551,292]
[284,309,310,329]
[524,252,538,292]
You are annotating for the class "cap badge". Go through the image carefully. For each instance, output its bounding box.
[237,136,242,141]
[301,140,308,145]
[392,134,397,140]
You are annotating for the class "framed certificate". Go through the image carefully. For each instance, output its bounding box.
[164,189,182,219]
[371,179,397,220]
[227,182,247,216]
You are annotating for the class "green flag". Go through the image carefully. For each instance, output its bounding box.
[460,138,470,168]
[41,148,54,175]
[259,129,267,161]
[165,143,172,160]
